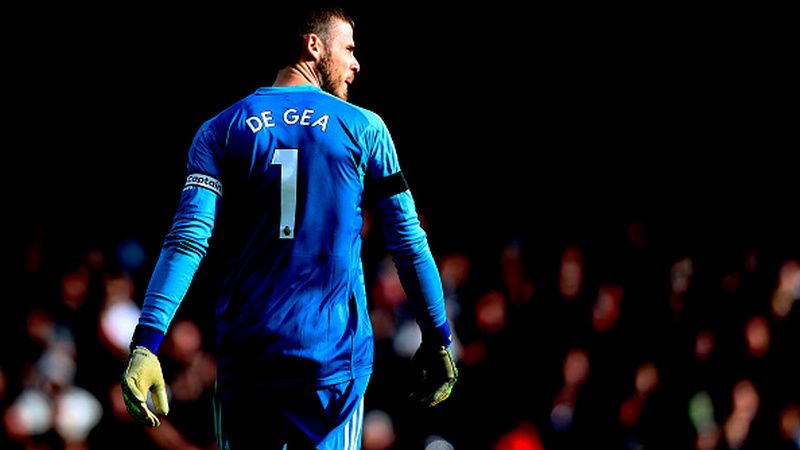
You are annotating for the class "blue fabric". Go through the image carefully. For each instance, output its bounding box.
[130,324,165,354]
[136,85,449,386]
[137,186,219,332]
[422,321,453,347]
[213,375,369,449]
[376,191,447,336]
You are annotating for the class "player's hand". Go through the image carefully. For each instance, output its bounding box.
[409,342,458,407]
[121,346,169,427]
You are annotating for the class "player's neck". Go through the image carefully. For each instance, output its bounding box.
[273,63,320,88]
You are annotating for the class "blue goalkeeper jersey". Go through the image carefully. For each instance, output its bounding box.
[137,85,448,386]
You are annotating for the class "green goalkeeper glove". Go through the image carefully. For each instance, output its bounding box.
[409,342,458,407]
[121,346,169,427]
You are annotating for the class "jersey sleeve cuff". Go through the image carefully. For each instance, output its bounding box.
[421,321,453,348]
[130,324,166,354]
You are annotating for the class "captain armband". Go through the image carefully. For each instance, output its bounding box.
[183,173,223,196]
[370,171,408,200]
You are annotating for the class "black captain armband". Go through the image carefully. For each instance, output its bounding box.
[369,171,409,201]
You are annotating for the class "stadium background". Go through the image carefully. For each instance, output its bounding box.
[5,3,798,449]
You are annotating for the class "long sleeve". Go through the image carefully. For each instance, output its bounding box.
[376,190,450,345]
[362,113,451,346]
[133,186,220,349]
[132,116,226,352]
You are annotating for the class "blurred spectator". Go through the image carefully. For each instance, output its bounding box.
[723,379,760,450]
[362,409,396,450]
[500,243,535,306]
[779,404,800,449]
[690,390,720,450]
[493,421,544,450]
[559,246,583,301]
[423,435,454,450]
[3,305,103,449]
[670,256,694,319]
[550,347,589,433]
[771,259,800,320]
[476,291,507,336]
[591,284,623,333]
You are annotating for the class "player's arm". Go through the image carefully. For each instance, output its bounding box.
[374,185,451,344]
[365,119,457,407]
[373,181,457,407]
[123,181,221,427]
[123,123,224,427]
[132,181,221,350]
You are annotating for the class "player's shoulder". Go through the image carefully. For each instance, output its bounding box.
[299,89,383,129]
[347,103,386,131]
[203,95,253,126]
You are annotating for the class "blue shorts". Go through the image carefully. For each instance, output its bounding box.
[213,375,370,450]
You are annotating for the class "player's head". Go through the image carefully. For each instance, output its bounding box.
[297,6,360,100]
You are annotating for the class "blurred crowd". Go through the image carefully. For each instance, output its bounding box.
[3,206,799,450]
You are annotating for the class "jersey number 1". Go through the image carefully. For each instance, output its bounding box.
[270,148,297,239]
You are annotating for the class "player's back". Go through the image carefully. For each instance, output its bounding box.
[199,85,378,386]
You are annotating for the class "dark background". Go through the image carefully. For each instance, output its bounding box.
[11,3,797,253]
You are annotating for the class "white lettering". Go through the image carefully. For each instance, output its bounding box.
[245,108,330,134]
[283,108,299,125]
[311,115,329,132]
[300,109,313,126]
[246,116,262,133]
[261,111,276,128]
[184,173,223,196]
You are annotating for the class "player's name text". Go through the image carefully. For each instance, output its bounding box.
[246,108,329,133]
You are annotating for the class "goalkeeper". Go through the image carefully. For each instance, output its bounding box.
[122,5,456,449]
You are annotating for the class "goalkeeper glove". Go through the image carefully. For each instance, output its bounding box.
[121,346,169,427]
[409,339,458,407]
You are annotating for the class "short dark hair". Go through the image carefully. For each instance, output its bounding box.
[272,5,355,70]
[299,6,355,43]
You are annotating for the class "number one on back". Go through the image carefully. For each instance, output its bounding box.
[270,149,298,239]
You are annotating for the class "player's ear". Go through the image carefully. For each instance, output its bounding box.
[304,33,324,62]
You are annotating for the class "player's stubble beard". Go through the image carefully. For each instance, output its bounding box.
[318,47,348,101]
